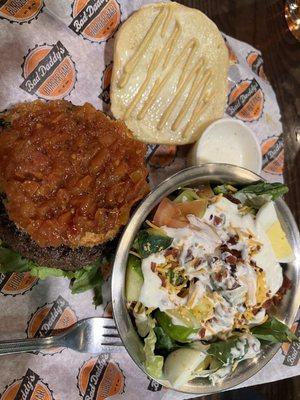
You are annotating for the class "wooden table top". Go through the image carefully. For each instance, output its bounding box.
[177,0,300,399]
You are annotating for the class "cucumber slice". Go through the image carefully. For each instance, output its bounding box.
[125,254,144,301]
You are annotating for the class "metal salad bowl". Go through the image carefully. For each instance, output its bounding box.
[111,164,300,395]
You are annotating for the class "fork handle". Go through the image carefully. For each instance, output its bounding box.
[0,335,64,355]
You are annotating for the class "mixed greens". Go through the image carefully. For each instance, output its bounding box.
[125,181,297,387]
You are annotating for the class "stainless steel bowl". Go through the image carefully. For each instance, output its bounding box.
[112,164,300,395]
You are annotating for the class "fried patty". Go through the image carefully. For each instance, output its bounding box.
[0,199,109,272]
[0,100,149,248]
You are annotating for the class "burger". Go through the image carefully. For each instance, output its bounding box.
[0,100,149,303]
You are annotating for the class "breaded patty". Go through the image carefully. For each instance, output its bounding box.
[0,100,149,248]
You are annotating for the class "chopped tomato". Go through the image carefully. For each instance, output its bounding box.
[177,199,207,218]
[153,198,188,228]
[152,198,207,228]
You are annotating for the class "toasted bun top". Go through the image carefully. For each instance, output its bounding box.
[110,2,229,145]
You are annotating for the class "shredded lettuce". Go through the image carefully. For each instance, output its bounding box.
[144,319,164,379]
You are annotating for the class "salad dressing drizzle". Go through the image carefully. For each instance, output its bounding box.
[117,6,167,89]
[157,60,204,130]
[162,20,182,69]
[161,5,173,38]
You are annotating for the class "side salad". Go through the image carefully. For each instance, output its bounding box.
[125,181,298,388]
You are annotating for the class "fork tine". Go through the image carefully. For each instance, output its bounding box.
[99,318,117,328]
[101,336,123,346]
[101,328,119,336]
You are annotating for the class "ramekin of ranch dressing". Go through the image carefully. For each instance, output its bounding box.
[188,118,262,174]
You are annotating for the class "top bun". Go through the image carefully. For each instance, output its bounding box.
[110,2,229,145]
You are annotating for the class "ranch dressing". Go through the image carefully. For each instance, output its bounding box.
[188,119,262,174]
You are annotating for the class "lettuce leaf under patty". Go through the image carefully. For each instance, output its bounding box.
[0,244,104,305]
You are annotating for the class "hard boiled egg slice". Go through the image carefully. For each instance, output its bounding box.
[164,348,207,388]
[256,202,294,263]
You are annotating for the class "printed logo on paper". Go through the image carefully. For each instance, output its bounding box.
[226,78,264,122]
[246,51,268,82]
[262,134,284,175]
[147,378,162,392]
[148,145,177,168]
[99,62,113,104]
[20,41,77,100]
[282,320,300,366]
[26,295,77,354]
[1,368,54,400]
[77,354,125,400]
[0,0,44,23]
[69,0,121,43]
[0,272,38,296]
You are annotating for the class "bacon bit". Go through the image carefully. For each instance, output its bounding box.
[272,296,282,306]
[193,257,202,267]
[199,328,206,338]
[215,271,223,282]
[262,299,273,310]
[230,249,242,259]
[151,262,156,272]
[224,194,241,204]
[186,248,194,262]
[165,247,180,259]
[282,275,292,290]
[220,244,229,253]
[228,235,239,245]
[212,215,223,226]
[160,276,167,287]
[252,308,260,315]
[273,275,292,304]
[226,254,238,265]
[177,287,188,298]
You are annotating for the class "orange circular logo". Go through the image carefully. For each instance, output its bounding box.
[262,134,284,175]
[26,295,77,354]
[0,0,44,23]
[20,41,77,100]
[1,369,54,400]
[282,320,300,366]
[0,272,38,296]
[78,355,125,400]
[69,0,121,43]
[226,79,264,122]
[246,51,268,82]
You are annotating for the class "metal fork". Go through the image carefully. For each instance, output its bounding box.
[0,317,124,355]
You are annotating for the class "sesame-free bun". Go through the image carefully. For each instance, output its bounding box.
[110,2,229,145]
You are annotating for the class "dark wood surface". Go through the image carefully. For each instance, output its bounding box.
[177,0,300,399]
